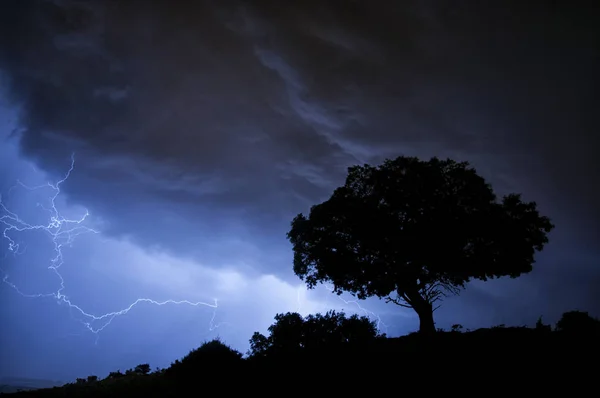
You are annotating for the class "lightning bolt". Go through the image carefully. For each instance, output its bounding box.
[0,154,221,340]
[323,284,388,334]
[295,284,388,334]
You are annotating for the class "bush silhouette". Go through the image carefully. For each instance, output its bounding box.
[86,375,98,383]
[166,338,243,379]
[535,316,552,332]
[287,156,554,334]
[133,364,150,375]
[107,371,124,379]
[555,310,600,334]
[249,310,382,358]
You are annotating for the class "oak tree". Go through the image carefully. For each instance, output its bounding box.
[287,156,554,334]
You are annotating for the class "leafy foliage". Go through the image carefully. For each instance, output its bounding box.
[287,156,555,332]
[166,338,243,379]
[555,310,600,333]
[248,310,383,357]
[133,364,150,375]
[107,371,124,380]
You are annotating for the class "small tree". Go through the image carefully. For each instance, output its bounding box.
[288,156,554,334]
[134,364,151,375]
[535,316,551,332]
[249,310,382,357]
[166,339,243,378]
[556,310,600,334]
[107,370,124,379]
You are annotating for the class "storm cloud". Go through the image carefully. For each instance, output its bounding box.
[1,0,599,377]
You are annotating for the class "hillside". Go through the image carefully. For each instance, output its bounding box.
[4,317,598,397]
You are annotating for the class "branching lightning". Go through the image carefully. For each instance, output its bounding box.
[326,284,388,333]
[1,153,388,349]
[0,154,220,339]
[296,284,388,334]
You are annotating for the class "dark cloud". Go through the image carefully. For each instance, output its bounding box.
[1,0,598,314]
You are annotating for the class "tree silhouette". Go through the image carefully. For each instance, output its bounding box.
[287,156,554,334]
[107,371,124,379]
[134,364,151,375]
[249,310,382,357]
[556,310,600,334]
[535,316,552,332]
[166,339,243,379]
[86,375,98,383]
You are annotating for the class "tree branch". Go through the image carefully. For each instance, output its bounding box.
[419,280,462,306]
[384,294,413,308]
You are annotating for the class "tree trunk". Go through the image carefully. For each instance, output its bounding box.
[413,301,436,335]
[402,286,437,334]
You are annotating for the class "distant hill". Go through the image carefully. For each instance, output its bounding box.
[0,377,63,393]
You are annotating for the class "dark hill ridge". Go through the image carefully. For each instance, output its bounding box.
[5,321,599,397]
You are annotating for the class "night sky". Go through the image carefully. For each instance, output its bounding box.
[1,0,598,382]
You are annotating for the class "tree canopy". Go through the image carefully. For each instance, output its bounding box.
[166,339,243,379]
[248,310,382,357]
[287,156,555,333]
[555,310,600,334]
